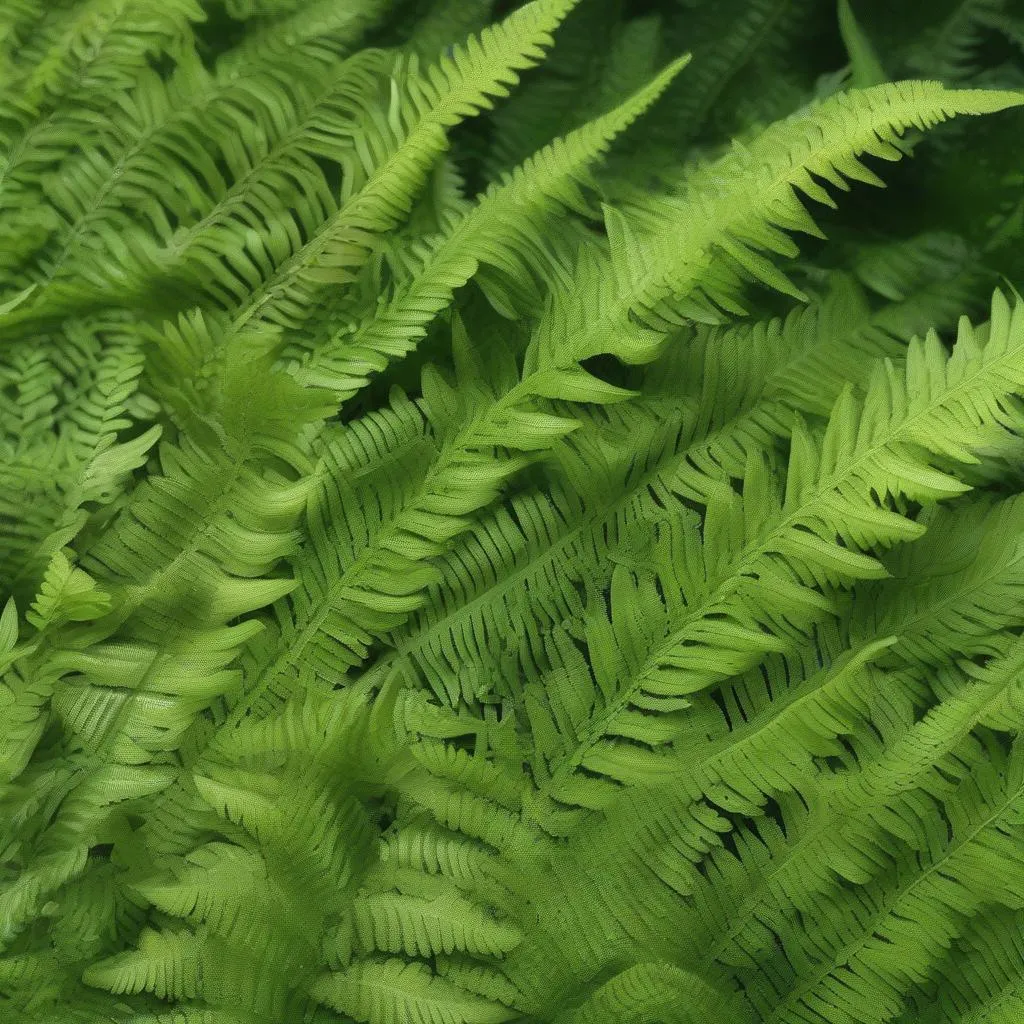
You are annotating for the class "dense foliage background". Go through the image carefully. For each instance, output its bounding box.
[2,1,1024,1022]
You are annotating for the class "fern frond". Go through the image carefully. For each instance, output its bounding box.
[225,0,582,337]
[852,495,1024,671]
[217,0,393,76]
[0,317,159,604]
[1,49,379,325]
[662,0,796,148]
[501,291,1024,874]
[0,553,112,782]
[554,961,745,1024]
[845,230,983,304]
[404,0,496,60]
[0,760,173,947]
[289,56,688,403]
[389,276,958,706]
[351,886,522,959]
[4,0,202,113]
[838,0,887,88]
[0,314,334,956]
[312,956,518,1024]
[905,0,1008,81]
[3,4,1024,1022]
[1,0,579,337]
[222,364,579,724]
[741,736,1024,1024]
[479,0,631,176]
[659,629,1024,991]
[911,906,1024,1023]
[573,80,1023,343]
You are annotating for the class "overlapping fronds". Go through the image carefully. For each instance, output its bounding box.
[3,3,1024,1024]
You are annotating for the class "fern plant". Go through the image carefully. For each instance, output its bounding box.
[2,0,1024,1021]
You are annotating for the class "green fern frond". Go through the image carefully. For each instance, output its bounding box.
[312,955,518,1024]
[904,0,1009,82]
[389,275,964,706]
[554,961,746,1024]
[5,0,203,114]
[662,0,796,148]
[911,906,1024,1023]
[852,495,1024,670]
[290,55,687,402]
[216,0,393,74]
[614,80,1022,322]
[487,292,1024,950]
[3,4,1024,1023]
[226,0,583,337]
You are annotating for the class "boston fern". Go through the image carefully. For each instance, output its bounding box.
[4,1,1024,1022]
